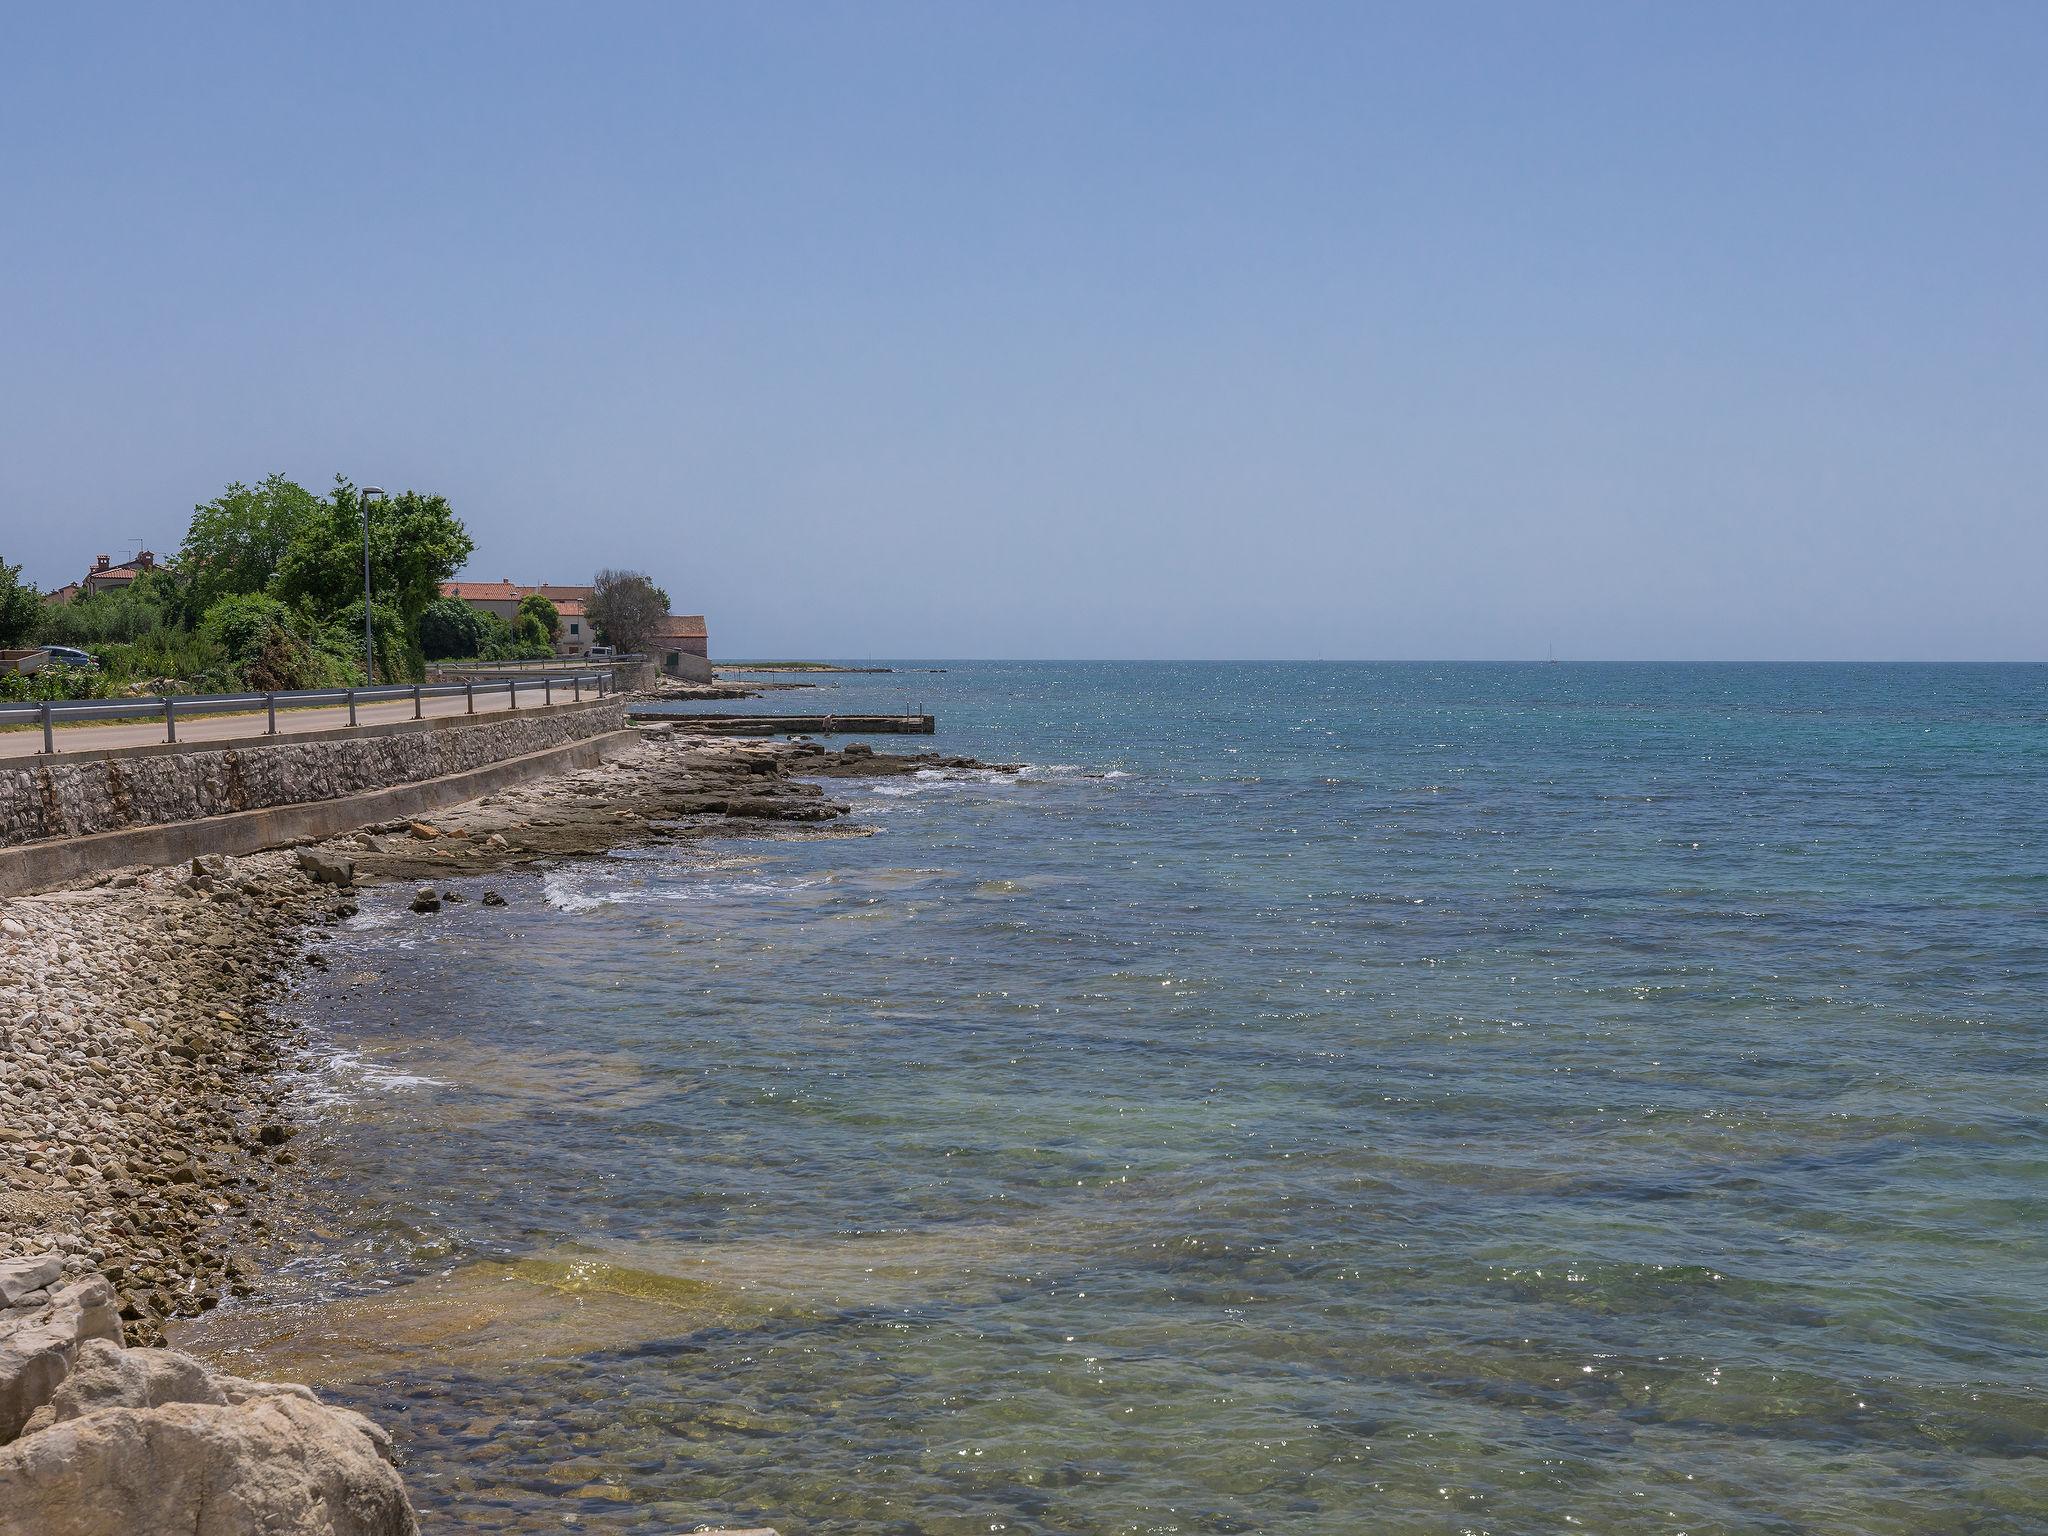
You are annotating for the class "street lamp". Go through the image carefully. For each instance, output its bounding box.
[359,486,387,683]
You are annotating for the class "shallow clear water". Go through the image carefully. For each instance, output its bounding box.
[198,663,2048,1534]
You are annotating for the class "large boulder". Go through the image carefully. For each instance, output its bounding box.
[50,1338,225,1418]
[0,1255,64,1308]
[0,1389,416,1536]
[296,848,356,888]
[0,1277,121,1444]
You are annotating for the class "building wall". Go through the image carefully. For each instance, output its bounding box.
[661,649,713,682]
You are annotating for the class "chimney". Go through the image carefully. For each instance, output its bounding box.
[137,550,155,569]
[95,554,110,571]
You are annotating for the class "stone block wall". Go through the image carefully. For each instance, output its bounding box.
[0,703,625,848]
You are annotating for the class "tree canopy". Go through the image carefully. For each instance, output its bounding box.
[517,592,559,640]
[587,569,669,654]
[0,557,40,647]
[180,474,322,614]
[275,479,476,633]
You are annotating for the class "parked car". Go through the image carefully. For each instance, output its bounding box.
[39,645,98,671]
[588,645,616,659]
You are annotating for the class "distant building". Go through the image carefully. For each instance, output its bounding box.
[441,579,709,672]
[55,551,160,600]
[552,597,593,656]
[653,615,711,682]
[440,580,597,657]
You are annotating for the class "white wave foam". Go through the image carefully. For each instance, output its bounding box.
[866,767,1026,799]
[540,865,819,913]
[293,1049,446,1111]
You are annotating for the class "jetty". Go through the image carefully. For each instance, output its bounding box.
[628,710,935,736]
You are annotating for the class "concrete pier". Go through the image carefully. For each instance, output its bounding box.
[628,712,935,736]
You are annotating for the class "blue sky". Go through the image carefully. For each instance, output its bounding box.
[3,2,2044,659]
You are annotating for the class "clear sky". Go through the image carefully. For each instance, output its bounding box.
[3,3,2044,660]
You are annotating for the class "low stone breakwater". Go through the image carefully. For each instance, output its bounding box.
[1,726,1011,1532]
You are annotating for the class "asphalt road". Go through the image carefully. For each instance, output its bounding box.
[0,688,563,758]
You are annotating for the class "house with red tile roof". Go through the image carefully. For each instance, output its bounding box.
[47,551,162,601]
[440,579,599,655]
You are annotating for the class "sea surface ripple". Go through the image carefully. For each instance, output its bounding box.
[220,663,2048,1534]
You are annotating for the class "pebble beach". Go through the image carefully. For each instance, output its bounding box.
[0,727,1014,1533]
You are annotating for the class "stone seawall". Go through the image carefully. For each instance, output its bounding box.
[0,702,626,849]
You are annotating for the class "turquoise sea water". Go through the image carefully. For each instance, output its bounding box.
[223,663,2048,1534]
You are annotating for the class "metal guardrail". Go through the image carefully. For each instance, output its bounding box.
[425,653,648,674]
[1,669,614,755]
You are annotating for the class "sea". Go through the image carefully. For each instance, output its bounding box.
[186,662,2048,1535]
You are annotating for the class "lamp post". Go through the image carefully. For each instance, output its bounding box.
[359,485,387,683]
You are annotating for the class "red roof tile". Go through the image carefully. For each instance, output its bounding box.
[441,580,595,603]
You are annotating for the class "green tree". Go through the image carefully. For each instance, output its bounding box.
[587,568,669,654]
[275,479,474,680]
[0,557,42,647]
[181,475,323,612]
[517,592,559,643]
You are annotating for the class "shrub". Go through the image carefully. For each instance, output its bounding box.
[36,584,169,649]
[333,599,417,683]
[200,594,365,690]
[96,628,228,690]
[199,594,294,660]
[418,596,490,660]
[0,664,117,703]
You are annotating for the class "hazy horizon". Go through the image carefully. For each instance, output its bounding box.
[5,3,2046,663]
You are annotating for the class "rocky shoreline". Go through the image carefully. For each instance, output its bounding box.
[0,728,1015,1532]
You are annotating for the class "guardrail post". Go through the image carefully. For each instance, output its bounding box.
[413,684,422,720]
[266,693,277,734]
[465,681,475,715]
[574,675,582,701]
[164,697,176,744]
[40,700,54,755]
[544,677,552,707]
[509,678,518,711]
[347,688,357,727]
